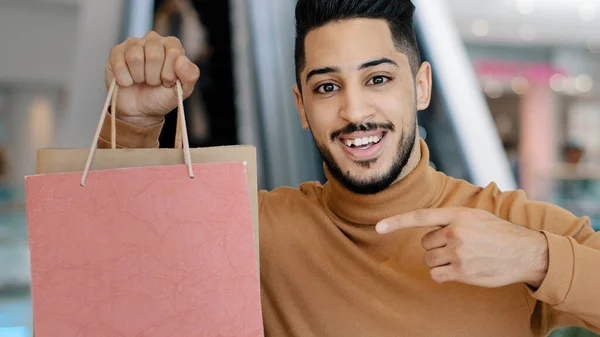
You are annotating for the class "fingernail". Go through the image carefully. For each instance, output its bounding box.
[376,222,388,234]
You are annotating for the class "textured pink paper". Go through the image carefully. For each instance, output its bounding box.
[25,163,264,337]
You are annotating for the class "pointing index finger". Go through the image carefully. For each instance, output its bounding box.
[376,208,458,234]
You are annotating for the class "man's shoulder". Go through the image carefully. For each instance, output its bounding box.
[437,173,587,232]
[258,181,324,212]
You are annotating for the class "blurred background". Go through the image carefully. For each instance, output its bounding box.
[0,0,598,336]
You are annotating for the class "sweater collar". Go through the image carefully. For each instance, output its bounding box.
[322,139,443,225]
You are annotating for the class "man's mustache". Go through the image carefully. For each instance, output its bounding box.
[330,122,395,142]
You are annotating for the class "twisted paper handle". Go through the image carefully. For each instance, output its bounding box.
[81,79,195,186]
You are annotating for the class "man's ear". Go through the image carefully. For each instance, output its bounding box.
[293,84,310,130]
[415,62,433,111]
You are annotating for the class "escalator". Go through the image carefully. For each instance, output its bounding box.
[414,0,516,191]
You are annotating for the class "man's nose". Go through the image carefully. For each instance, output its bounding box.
[338,84,375,124]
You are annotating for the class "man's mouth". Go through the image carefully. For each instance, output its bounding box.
[340,134,384,148]
[338,131,388,160]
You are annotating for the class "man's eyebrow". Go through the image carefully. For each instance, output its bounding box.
[304,58,398,83]
[306,66,340,83]
[359,58,399,70]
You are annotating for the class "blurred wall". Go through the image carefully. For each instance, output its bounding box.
[0,0,125,198]
[0,0,78,195]
[58,0,125,148]
[0,0,78,85]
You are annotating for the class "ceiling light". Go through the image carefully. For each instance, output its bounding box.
[518,24,536,41]
[549,74,566,92]
[575,74,594,92]
[516,0,535,14]
[511,77,529,95]
[483,80,503,99]
[564,78,578,95]
[471,19,490,37]
[579,2,596,22]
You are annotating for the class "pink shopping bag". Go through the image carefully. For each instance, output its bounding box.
[25,80,264,336]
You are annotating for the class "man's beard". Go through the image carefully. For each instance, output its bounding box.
[313,116,417,195]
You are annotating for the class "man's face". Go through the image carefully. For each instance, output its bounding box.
[294,19,432,194]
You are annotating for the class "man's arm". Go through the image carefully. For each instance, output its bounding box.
[521,205,600,334]
[377,185,600,334]
[97,113,164,149]
[493,187,600,334]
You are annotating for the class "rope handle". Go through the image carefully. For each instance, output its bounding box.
[80,78,195,186]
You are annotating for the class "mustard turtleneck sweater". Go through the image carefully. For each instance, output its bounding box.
[99,116,600,336]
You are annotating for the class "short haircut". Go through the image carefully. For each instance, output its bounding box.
[294,0,421,92]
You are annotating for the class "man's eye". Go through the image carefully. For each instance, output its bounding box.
[316,83,339,94]
[368,76,391,86]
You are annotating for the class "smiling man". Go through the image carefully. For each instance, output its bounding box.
[293,15,424,195]
[98,0,600,335]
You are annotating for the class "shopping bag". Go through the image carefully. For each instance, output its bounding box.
[25,80,264,336]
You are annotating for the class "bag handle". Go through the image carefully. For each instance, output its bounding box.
[80,78,195,186]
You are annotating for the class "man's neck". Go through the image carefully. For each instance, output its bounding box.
[393,131,422,185]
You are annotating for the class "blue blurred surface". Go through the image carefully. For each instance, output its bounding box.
[0,326,31,337]
[0,210,32,336]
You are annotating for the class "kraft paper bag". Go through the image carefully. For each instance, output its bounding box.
[25,80,264,336]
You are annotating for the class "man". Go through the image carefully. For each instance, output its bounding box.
[101,0,600,335]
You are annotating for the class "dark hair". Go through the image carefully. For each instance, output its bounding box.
[294,0,421,92]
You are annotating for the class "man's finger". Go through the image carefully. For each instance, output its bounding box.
[144,40,165,86]
[424,247,453,268]
[421,227,448,251]
[376,208,459,234]
[125,43,146,84]
[162,36,184,88]
[108,44,134,87]
[174,55,200,98]
[430,265,457,284]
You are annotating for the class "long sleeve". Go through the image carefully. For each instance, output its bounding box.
[529,221,600,334]
[97,113,164,149]
[491,187,600,334]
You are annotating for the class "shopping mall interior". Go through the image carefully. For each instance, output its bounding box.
[0,0,599,336]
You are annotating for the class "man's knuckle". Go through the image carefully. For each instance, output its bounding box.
[109,46,120,57]
[452,226,467,241]
[165,36,182,45]
[125,36,140,45]
[126,51,144,65]
[145,30,161,39]
[166,47,183,59]
[444,227,455,239]
[146,50,164,62]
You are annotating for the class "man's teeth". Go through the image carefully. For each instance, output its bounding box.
[343,136,382,147]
